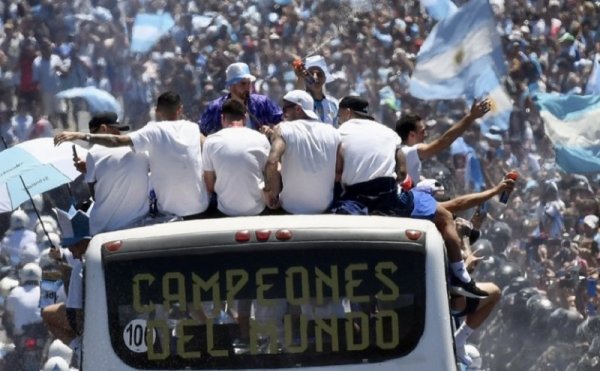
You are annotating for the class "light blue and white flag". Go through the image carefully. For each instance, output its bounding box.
[421,0,457,21]
[409,0,506,100]
[585,53,600,95]
[534,93,600,173]
[472,65,513,133]
[131,13,175,53]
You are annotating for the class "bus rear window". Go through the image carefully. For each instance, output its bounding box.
[103,241,426,369]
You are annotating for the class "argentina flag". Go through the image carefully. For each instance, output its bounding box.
[131,13,175,53]
[534,93,600,173]
[421,0,457,21]
[409,0,506,100]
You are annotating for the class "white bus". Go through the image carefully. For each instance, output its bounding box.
[82,215,457,370]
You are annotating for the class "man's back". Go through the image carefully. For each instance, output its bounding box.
[86,146,150,234]
[6,284,41,335]
[203,127,270,216]
[279,119,339,214]
[339,118,401,186]
[129,120,208,217]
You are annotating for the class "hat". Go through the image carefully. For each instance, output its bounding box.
[89,112,129,132]
[226,62,256,86]
[54,207,92,247]
[414,179,445,195]
[304,55,333,83]
[282,90,319,120]
[583,215,599,229]
[338,96,374,120]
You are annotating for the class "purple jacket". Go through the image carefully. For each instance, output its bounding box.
[199,93,283,135]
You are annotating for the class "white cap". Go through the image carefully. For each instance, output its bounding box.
[414,179,445,195]
[282,90,319,120]
[226,62,256,86]
[584,215,599,229]
[10,209,29,230]
[304,55,333,83]
[19,262,42,283]
[48,339,73,365]
[43,356,70,371]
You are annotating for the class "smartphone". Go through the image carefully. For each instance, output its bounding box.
[72,144,78,159]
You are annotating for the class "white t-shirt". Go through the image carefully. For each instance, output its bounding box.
[401,145,422,182]
[338,118,402,185]
[129,120,209,217]
[0,229,37,267]
[85,146,150,235]
[278,119,340,214]
[202,127,270,216]
[6,284,41,335]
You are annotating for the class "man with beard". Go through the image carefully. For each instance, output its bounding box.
[199,62,283,135]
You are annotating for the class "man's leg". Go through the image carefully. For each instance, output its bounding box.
[42,303,78,345]
[433,204,487,298]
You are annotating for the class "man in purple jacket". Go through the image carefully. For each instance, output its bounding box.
[199,62,283,135]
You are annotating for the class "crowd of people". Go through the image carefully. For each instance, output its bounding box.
[0,0,599,370]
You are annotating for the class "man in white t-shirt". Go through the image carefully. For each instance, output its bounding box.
[4,263,42,337]
[203,99,270,216]
[264,90,341,214]
[55,91,209,219]
[72,112,149,235]
[337,96,487,299]
[395,100,491,183]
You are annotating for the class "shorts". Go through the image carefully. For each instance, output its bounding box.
[453,297,480,317]
[409,189,437,220]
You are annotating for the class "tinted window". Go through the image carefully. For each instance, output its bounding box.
[104,241,426,369]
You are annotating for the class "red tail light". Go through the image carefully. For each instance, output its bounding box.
[255,229,271,242]
[275,229,292,241]
[103,240,123,252]
[405,230,423,241]
[24,338,37,349]
[235,230,251,243]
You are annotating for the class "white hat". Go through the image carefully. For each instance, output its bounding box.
[226,62,256,86]
[414,179,445,195]
[304,55,333,83]
[48,339,73,365]
[43,357,70,371]
[583,215,599,229]
[282,90,319,120]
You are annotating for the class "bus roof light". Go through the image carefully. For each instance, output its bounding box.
[103,241,123,252]
[255,229,271,242]
[235,230,251,243]
[275,229,292,241]
[405,230,423,241]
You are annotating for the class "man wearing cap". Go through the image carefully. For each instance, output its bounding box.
[337,96,487,299]
[199,62,283,136]
[55,91,209,220]
[72,112,149,235]
[263,90,340,214]
[202,99,270,216]
[395,99,491,183]
[293,55,339,126]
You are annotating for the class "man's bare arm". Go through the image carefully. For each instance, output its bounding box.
[418,99,491,160]
[440,178,515,213]
[264,129,285,196]
[204,171,216,194]
[395,148,407,182]
[335,144,344,183]
[54,131,132,148]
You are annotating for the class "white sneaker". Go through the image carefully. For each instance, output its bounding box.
[456,342,473,366]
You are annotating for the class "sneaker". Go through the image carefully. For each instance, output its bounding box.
[456,343,473,366]
[450,275,489,299]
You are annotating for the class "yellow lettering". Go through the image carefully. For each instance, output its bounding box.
[162,272,187,312]
[375,310,399,350]
[192,272,221,314]
[345,264,369,303]
[256,267,279,307]
[283,314,308,353]
[286,266,310,305]
[315,317,339,352]
[375,262,399,301]
[147,320,169,360]
[176,319,201,359]
[226,269,248,309]
[315,266,339,305]
[133,273,155,313]
[206,318,229,357]
[345,312,369,351]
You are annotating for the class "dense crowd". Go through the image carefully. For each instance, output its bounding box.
[0,0,599,370]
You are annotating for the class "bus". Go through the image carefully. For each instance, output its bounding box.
[82,214,457,370]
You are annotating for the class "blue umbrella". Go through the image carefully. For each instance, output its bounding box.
[0,138,88,213]
[56,86,123,119]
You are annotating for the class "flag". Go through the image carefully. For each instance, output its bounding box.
[409,0,506,100]
[585,53,600,95]
[471,65,513,133]
[534,93,600,173]
[421,0,457,21]
[131,13,175,53]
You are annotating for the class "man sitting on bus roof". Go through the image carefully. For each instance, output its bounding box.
[336,96,487,299]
